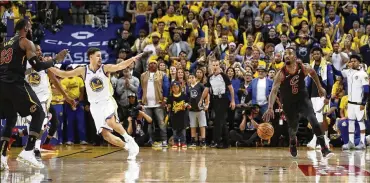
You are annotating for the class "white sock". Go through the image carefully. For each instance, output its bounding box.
[35,139,41,150]
[122,133,131,142]
[359,121,366,144]
[349,120,355,145]
[309,135,317,145]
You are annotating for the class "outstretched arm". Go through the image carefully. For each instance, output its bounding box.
[22,39,67,71]
[104,53,145,73]
[48,66,85,79]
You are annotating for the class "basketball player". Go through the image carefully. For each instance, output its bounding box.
[25,45,76,156]
[0,19,68,170]
[48,47,147,160]
[340,55,368,150]
[263,47,333,158]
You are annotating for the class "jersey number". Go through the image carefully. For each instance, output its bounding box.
[0,48,13,65]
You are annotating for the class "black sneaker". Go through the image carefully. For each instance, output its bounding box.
[209,142,217,148]
[34,149,41,160]
[321,148,334,159]
[289,139,298,158]
[216,143,227,149]
[200,141,206,148]
[189,142,197,148]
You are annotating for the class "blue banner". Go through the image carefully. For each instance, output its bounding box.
[40,24,121,64]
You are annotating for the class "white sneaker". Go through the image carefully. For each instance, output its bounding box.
[17,150,45,169]
[1,155,9,171]
[127,141,139,160]
[307,142,316,150]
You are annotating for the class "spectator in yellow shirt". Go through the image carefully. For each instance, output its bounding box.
[161,5,183,30]
[218,10,238,36]
[62,66,87,145]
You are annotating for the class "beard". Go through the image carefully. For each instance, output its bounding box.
[149,65,157,72]
[26,30,33,41]
[153,40,159,45]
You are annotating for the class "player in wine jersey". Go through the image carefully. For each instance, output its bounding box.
[24,45,75,156]
[49,48,148,160]
[340,55,369,150]
[0,19,68,170]
[263,47,334,158]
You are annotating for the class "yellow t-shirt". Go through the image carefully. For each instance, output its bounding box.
[253,60,267,78]
[270,62,284,70]
[51,84,66,105]
[339,95,348,117]
[61,77,84,100]
[292,16,309,28]
[160,15,183,30]
[218,17,238,31]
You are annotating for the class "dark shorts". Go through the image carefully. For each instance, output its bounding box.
[282,96,315,123]
[0,81,42,119]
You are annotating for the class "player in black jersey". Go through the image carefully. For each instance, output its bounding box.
[0,19,68,170]
[263,47,334,158]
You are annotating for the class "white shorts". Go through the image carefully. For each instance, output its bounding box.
[189,111,207,128]
[348,103,365,121]
[311,97,325,123]
[90,98,120,134]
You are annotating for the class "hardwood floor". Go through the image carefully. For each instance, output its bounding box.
[1,146,370,182]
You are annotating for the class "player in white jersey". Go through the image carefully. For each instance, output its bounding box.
[341,55,369,150]
[49,47,148,160]
[24,45,75,156]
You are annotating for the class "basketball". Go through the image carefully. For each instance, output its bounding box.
[257,123,274,140]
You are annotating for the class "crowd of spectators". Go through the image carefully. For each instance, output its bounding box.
[2,1,370,149]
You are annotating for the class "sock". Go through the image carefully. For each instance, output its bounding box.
[359,121,366,144]
[25,135,37,151]
[309,134,317,145]
[122,133,131,142]
[0,140,9,156]
[44,137,51,145]
[35,139,41,150]
[348,120,355,145]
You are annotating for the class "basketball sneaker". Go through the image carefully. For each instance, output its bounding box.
[348,141,355,149]
[321,148,334,159]
[306,135,316,150]
[34,149,41,159]
[161,141,168,147]
[342,144,350,151]
[181,143,187,149]
[41,144,57,151]
[127,140,139,160]
[1,155,9,171]
[355,142,366,150]
[289,138,298,157]
[172,143,179,149]
[17,150,44,168]
[200,140,206,148]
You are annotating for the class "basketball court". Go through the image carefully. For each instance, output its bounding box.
[1,146,369,182]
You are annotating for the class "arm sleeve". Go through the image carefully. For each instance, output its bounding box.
[28,56,55,72]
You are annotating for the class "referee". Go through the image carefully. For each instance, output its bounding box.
[199,60,235,148]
